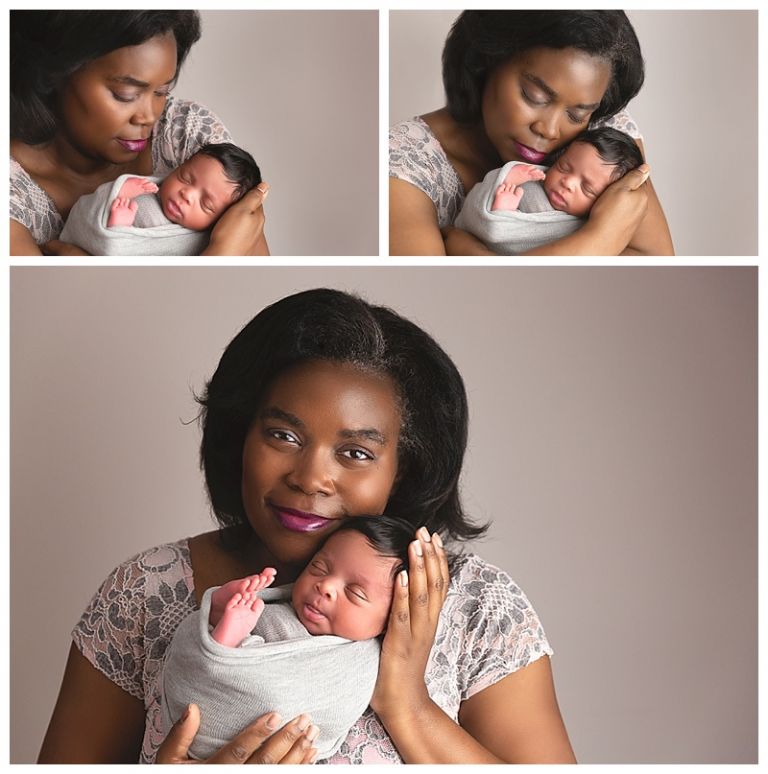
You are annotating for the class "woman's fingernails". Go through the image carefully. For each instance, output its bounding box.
[295,714,311,731]
[433,532,443,549]
[180,704,191,723]
[400,570,409,586]
[418,526,431,542]
[265,712,281,730]
[306,725,320,742]
[412,539,423,557]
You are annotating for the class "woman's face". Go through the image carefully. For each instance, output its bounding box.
[58,32,177,164]
[481,46,612,165]
[241,360,402,567]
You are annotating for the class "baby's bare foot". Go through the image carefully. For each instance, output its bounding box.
[209,569,277,627]
[107,197,138,227]
[118,177,159,199]
[211,591,265,647]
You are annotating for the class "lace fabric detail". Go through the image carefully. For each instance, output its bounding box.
[389,110,642,231]
[389,118,464,229]
[9,97,232,244]
[73,542,552,764]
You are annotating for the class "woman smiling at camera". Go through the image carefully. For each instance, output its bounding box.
[38,289,576,764]
[389,10,674,256]
[10,11,268,256]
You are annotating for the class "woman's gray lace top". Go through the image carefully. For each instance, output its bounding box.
[9,97,232,244]
[389,111,641,229]
[73,539,553,764]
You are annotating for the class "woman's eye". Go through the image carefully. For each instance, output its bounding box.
[111,91,138,103]
[521,88,547,106]
[340,447,374,462]
[567,111,589,125]
[268,429,299,444]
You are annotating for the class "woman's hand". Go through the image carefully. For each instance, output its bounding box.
[156,704,319,764]
[584,163,650,252]
[204,182,270,256]
[371,527,449,723]
[41,240,91,256]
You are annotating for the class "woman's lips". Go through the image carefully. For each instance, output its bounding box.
[271,505,334,533]
[116,138,148,153]
[513,140,548,164]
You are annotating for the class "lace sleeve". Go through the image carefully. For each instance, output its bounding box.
[9,158,64,243]
[72,556,150,700]
[389,118,464,228]
[592,108,642,140]
[455,559,553,700]
[151,97,234,177]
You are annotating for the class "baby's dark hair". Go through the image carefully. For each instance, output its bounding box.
[195,143,262,202]
[326,516,415,580]
[555,126,644,182]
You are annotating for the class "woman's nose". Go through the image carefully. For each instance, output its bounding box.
[130,93,160,127]
[532,109,560,142]
[286,449,335,496]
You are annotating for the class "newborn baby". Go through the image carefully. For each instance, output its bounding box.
[454,126,643,254]
[160,516,415,762]
[59,142,261,256]
[490,126,644,217]
[107,142,261,231]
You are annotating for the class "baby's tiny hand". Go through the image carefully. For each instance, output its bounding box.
[107,197,138,228]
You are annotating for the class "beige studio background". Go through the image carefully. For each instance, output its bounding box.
[175,10,378,255]
[389,10,758,256]
[10,267,756,763]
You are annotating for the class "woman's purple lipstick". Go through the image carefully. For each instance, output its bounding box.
[513,140,547,164]
[117,138,148,154]
[272,505,333,533]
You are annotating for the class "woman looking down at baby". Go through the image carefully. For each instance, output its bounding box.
[10,10,269,256]
[389,10,675,256]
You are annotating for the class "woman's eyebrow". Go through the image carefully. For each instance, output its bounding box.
[338,428,387,445]
[522,71,601,111]
[261,406,304,427]
[107,75,174,88]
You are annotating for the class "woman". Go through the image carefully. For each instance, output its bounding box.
[390,10,674,256]
[10,10,268,256]
[38,289,576,764]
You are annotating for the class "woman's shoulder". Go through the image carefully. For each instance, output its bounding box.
[592,108,642,140]
[389,116,464,228]
[152,96,234,175]
[9,155,63,243]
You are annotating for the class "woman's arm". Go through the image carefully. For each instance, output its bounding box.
[203,183,270,256]
[38,644,146,763]
[10,220,43,256]
[389,178,447,256]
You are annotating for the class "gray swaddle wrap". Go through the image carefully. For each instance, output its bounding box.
[454,161,583,254]
[59,174,209,256]
[160,585,380,761]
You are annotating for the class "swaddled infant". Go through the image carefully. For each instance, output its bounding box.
[160,516,418,762]
[455,127,644,254]
[107,142,260,231]
[59,142,261,255]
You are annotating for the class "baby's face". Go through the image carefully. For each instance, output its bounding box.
[158,154,237,231]
[543,142,616,217]
[291,529,398,640]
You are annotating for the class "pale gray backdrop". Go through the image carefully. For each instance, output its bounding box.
[175,11,378,255]
[389,11,758,256]
[11,267,756,763]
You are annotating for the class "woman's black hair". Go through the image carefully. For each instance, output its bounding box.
[325,515,414,578]
[442,10,645,126]
[196,143,262,201]
[198,288,488,550]
[11,10,201,144]
[553,126,644,181]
